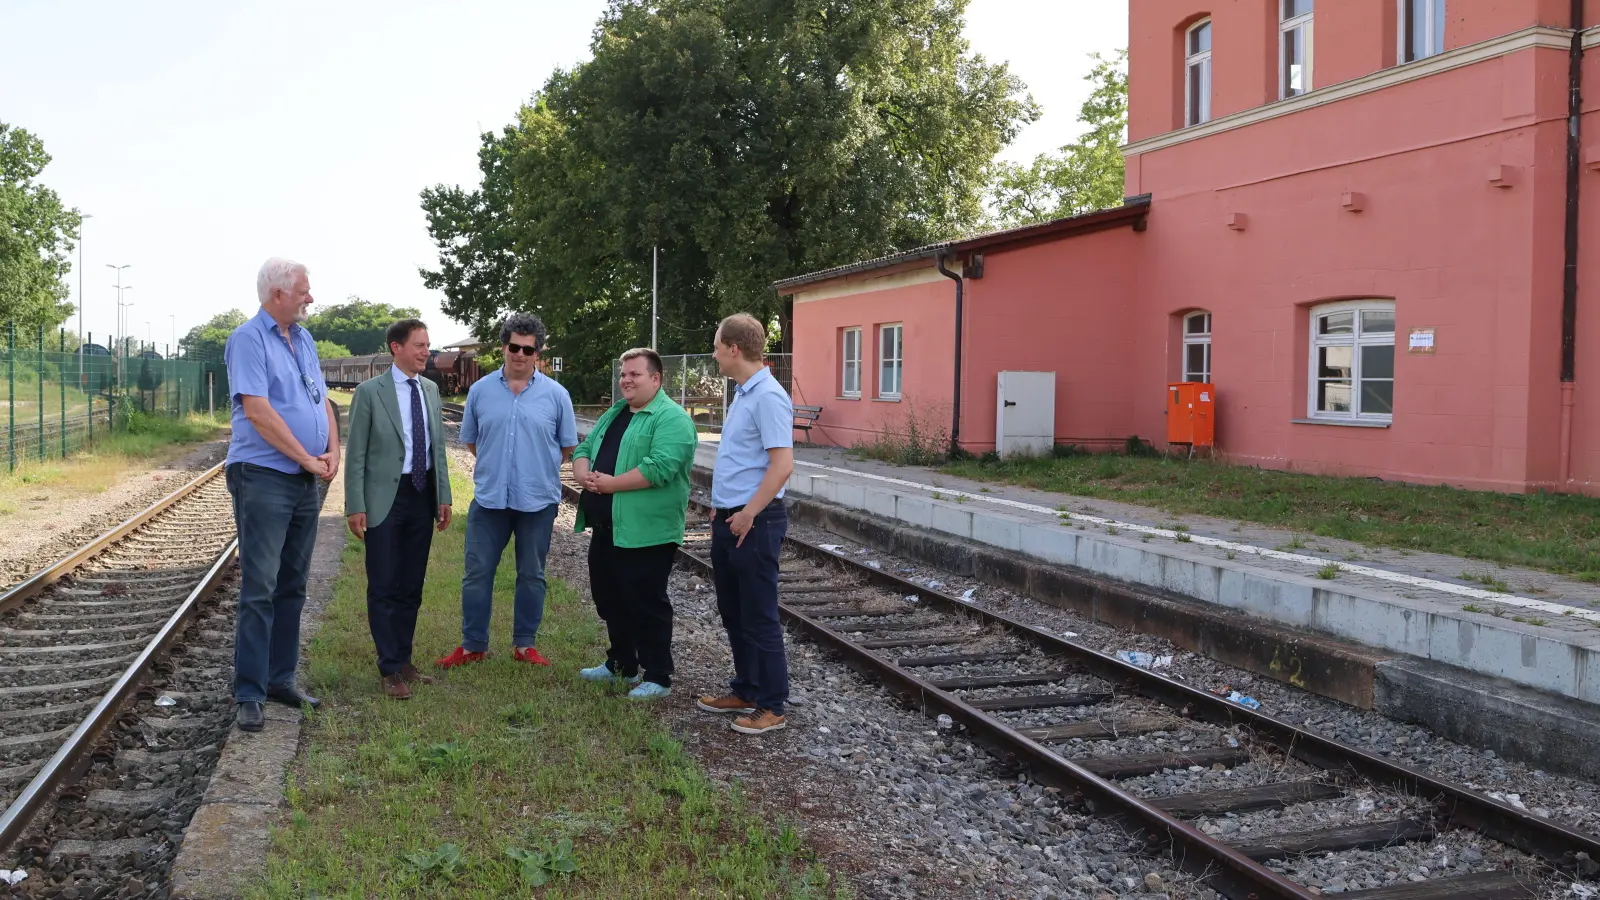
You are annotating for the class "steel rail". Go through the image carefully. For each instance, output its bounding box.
[774,537,1600,875]
[0,461,226,615]
[0,536,239,854]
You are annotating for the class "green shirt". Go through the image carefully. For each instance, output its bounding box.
[572,388,699,548]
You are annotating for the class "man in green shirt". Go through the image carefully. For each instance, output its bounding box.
[571,347,699,699]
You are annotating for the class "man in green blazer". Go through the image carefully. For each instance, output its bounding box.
[344,319,453,700]
[571,347,698,699]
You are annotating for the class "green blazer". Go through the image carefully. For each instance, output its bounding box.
[344,368,452,529]
[572,388,698,548]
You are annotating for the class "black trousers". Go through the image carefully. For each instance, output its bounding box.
[365,471,435,676]
[586,524,677,687]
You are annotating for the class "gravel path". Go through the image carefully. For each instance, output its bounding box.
[0,438,229,592]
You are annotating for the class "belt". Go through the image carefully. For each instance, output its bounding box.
[715,500,777,519]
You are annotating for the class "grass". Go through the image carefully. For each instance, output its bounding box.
[252,474,848,900]
[0,412,223,514]
[944,452,1600,577]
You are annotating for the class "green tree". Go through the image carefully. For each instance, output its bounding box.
[180,309,249,362]
[314,339,352,359]
[422,0,1036,402]
[987,50,1127,228]
[0,123,80,333]
[304,296,421,354]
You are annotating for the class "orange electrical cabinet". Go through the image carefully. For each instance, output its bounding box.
[1167,382,1215,449]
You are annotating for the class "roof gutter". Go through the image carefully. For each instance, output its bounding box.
[1559,1,1584,488]
[936,252,964,451]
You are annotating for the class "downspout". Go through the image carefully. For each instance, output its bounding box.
[1560,0,1584,488]
[936,253,964,452]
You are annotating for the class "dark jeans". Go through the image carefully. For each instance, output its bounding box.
[710,502,788,715]
[227,463,319,704]
[365,472,435,676]
[587,525,677,687]
[460,500,558,652]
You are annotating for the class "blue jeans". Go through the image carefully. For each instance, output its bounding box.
[227,463,320,703]
[710,503,789,715]
[461,500,558,652]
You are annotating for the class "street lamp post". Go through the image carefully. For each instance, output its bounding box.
[106,264,131,359]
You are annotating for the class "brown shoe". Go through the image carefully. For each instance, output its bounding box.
[731,709,787,735]
[383,673,412,700]
[400,663,435,685]
[695,694,756,715]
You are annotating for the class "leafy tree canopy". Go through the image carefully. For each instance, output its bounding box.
[304,296,421,355]
[422,0,1036,402]
[0,123,80,334]
[987,50,1127,228]
[314,339,352,359]
[180,309,249,362]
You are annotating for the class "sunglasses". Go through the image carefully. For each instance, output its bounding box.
[504,343,538,356]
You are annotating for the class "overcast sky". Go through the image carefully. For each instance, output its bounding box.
[1,1,1128,350]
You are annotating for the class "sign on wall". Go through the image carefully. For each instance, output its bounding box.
[1408,328,1435,354]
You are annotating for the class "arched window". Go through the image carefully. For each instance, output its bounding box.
[1186,19,1212,126]
[1183,311,1212,382]
[1309,300,1395,422]
[1280,1,1313,98]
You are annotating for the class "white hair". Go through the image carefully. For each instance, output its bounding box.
[256,257,308,305]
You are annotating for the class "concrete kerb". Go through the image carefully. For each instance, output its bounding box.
[169,465,349,900]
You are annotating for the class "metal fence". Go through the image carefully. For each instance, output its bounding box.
[2,323,231,473]
[609,353,792,429]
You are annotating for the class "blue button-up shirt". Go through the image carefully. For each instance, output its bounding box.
[711,365,793,508]
[225,307,330,474]
[390,365,431,474]
[460,369,577,512]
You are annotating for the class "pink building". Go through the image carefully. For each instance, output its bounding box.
[778,0,1600,494]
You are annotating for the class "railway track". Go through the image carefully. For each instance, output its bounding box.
[441,401,463,422]
[0,464,240,892]
[558,470,1600,899]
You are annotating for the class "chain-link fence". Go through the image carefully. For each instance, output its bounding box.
[608,353,791,429]
[1,323,231,473]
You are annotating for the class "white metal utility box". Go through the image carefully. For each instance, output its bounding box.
[995,371,1056,457]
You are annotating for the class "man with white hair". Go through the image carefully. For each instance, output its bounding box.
[223,257,338,732]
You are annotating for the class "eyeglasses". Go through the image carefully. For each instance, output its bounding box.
[300,373,323,404]
[504,343,538,356]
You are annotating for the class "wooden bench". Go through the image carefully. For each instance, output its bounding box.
[794,404,823,437]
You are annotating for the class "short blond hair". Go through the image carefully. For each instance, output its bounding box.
[716,313,766,361]
[619,346,663,377]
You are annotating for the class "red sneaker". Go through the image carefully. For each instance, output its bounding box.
[435,646,487,668]
[512,646,551,666]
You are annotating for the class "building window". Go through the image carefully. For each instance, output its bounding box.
[1309,301,1395,422]
[840,327,861,398]
[1183,311,1212,382]
[1402,0,1445,62]
[1186,19,1212,126]
[878,323,903,399]
[1280,0,1313,99]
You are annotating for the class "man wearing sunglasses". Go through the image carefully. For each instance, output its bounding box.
[224,257,338,733]
[438,313,576,669]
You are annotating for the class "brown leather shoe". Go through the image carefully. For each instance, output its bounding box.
[400,663,435,685]
[383,673,412,700]
[731,709,787,735]
[695,694,756,715]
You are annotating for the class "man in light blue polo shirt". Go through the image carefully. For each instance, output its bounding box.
[695,313,795,736]
[224,257,339,732]
[437,312,577,669]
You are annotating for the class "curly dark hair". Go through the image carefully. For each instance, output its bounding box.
[498,312,548,352]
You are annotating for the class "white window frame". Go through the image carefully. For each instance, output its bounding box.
[1182,311,1212,383]
[840,327,862,398]
[877,323,903,400]
[1400,0,1445,63]
[1280,1,1314,100]
[1185,19,1212,127]
[1308,300,1395,423]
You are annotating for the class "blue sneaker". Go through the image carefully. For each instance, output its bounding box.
[627,681,672,700]
[579,664,640,685]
